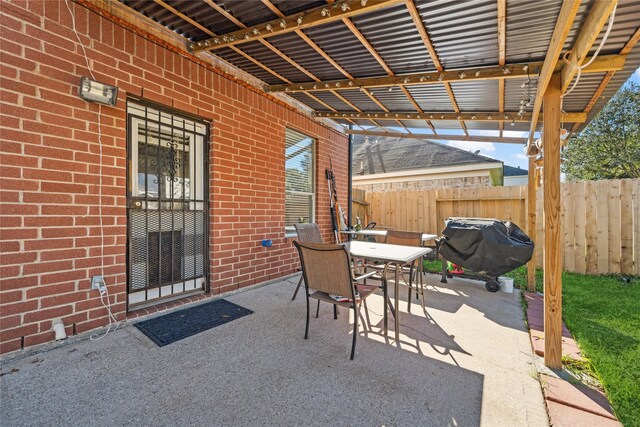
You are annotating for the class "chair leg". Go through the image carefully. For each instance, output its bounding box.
[305,294,310,340]
[383,276,389,333]
[419,263,426,310]
[315,299,320,318]
[333,304,338,320]
[407,263,415,312]
[362,299,372,329]
[350,307,359,360]
[292,275,303,301]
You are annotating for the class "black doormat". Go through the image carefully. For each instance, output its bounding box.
[133,299,253,347]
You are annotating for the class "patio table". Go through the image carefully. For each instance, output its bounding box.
[341,229,438,242]
[342,241,432,342]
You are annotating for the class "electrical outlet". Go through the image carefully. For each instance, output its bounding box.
[91,276,106,294]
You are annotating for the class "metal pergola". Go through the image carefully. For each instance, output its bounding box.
[83,0,640,368]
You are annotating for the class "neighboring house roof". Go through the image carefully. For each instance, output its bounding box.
[503,165,529,176]
[352,135,502,176]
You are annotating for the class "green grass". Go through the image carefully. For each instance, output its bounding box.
[562,273,640,427]
[423,258,640,425]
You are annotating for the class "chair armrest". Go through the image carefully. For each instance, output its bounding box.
[354,271,379,282]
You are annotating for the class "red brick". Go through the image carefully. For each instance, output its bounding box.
[0,290,23,304]
[0,265,20,278]
[1,300,38,316]
[0,251,37,265]
[40,270,85,286]
[0,240,20,252]
[41,205,88,216]
[40,248,86,262]
[23,260,74,276]
[23,120,73,138]
[40,291,87,308]
[40,182,87,194]
[23,192,74,205]
[0,128,41,145]
[41,227,87,238]
[23,331,56,347]
[0,168,21,181]
[0,339,23,354]
[0,153,39,168]
[23,305,74,323]
[40,159,87,174]
[75,317,109,334]
[0,275,38,291]
[61,311,88,327]
[0,324,38,343]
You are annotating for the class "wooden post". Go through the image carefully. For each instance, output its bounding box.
[543,73,563,369]
[527,156,537,291]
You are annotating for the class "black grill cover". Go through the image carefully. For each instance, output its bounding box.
[438,217,534,277]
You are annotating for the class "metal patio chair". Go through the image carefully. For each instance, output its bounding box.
[291,223,323,301]
[293,241,377,360]
[366,230,425,313]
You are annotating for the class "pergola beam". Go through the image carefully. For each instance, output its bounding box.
[268,55,624,92]
[526,0,582,147]
[189,0,404,52]
[339,10,436,132]
[347,129,527,144]
[561,0,618,93]
[405,0,468,135]
[497,0,506,137]
[317,110,586,123]
[259,0,400,131]
[570,26,640,134]
[153,0,294,85]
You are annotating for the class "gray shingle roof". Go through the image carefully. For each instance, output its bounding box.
[352,135,502,175]
[503,165,529,176]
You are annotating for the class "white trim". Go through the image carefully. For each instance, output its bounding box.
[353,163,501,186]
[352,162,502,182]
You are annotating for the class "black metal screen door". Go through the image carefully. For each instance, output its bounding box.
[126,101,209,307]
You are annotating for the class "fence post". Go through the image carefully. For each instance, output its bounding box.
[543,73,562,369]
[527,157,537,291]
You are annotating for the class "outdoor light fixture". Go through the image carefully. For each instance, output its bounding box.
[79,77,118,106]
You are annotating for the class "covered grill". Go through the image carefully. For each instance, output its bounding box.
[437,217,534,292]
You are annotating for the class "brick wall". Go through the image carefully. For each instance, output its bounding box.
[0,0,348,354]
[353,176,492,193]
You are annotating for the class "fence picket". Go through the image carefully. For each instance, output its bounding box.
[634,179,640,275]
[608,180,621,274]
[596,180,610,274]
[585,181,598,274]
[573,182,587,273]
[620,179,633,274]
[536,187,545,267]
[563,182,575,272]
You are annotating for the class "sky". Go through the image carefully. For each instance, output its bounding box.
[367,67,640,171]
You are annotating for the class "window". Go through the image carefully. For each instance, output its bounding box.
[285,128,315,235]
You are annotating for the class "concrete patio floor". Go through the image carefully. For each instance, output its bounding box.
[1,274,548,426]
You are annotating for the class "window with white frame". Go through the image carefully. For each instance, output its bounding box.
[285,128,315,235]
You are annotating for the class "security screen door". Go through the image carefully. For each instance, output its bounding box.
[126,101,209,307]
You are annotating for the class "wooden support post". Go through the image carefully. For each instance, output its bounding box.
[543,73,563,369]
[527,155,537,292]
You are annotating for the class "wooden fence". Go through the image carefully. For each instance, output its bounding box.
[351,188,370,225]
[357,179,639,275]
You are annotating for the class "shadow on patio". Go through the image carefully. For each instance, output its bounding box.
[0,274,547,426]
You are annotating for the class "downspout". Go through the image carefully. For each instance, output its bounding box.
[347,125,353,227]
